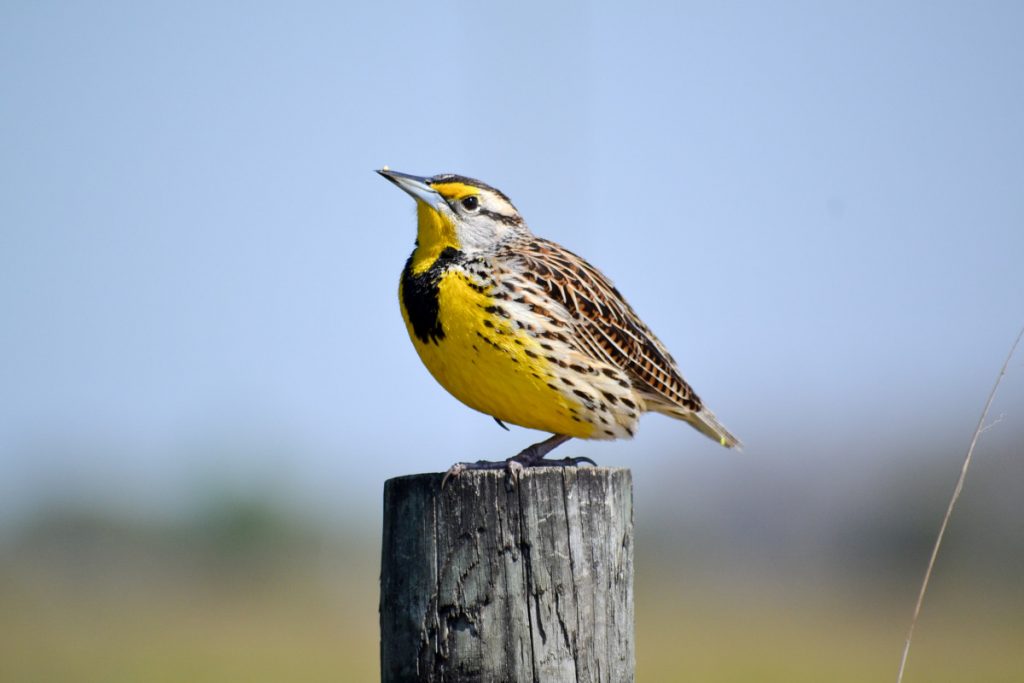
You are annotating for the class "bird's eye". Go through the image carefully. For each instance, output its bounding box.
[461,195,479,211]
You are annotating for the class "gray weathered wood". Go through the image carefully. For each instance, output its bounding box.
[380,467,634,683]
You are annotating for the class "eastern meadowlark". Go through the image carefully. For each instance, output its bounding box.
[379,169,740,478]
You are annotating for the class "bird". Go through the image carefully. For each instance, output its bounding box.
[378,168,740,479]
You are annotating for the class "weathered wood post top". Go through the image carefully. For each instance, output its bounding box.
[380,467,634,683]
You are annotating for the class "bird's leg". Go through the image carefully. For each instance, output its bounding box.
[442,434,596,488]
[508,434,592,466]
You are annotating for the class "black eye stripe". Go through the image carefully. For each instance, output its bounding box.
[479,208,523,226]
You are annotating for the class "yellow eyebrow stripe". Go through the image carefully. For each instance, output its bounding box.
[430,182,480,201]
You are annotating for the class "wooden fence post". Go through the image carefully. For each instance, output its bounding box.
[380,467,634,682]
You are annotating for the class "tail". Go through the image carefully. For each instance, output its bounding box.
[683,408,742,450]
[642,393,742,449]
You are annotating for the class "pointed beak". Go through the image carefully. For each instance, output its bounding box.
[377,168,444,208]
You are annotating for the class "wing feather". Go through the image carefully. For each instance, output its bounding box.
[507,237,703,414]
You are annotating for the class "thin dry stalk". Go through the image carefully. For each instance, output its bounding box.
[896,326,1024,683]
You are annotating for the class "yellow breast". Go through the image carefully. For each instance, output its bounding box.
[399,268,594,438]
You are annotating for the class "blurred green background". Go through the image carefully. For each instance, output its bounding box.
[3,1,1023,681]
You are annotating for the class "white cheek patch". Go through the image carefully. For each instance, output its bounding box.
[455,217,502,252]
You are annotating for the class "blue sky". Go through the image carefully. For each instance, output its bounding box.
[2,2,1022,523]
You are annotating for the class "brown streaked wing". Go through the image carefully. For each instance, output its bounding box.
[509,237,703,413]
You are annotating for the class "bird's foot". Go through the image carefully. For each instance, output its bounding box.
[442,450,598,489]
[528,455,598,468]
[441,459,506,488]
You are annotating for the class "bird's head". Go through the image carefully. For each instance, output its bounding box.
[378,169,527,270]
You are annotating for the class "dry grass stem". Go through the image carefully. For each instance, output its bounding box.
[896,326,1024,683]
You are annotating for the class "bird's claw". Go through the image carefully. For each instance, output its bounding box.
[441,462,467,489]
[504,459,525,490]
